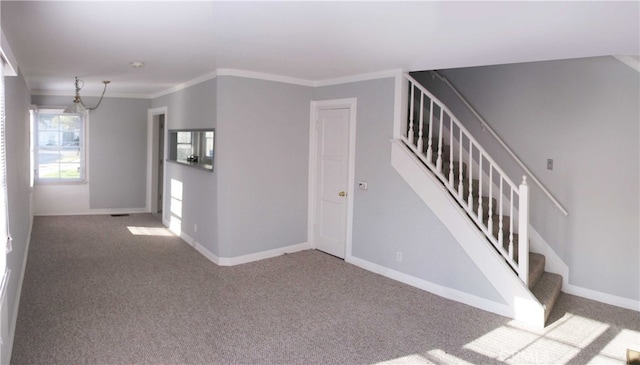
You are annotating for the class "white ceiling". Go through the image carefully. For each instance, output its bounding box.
[2,1,639,98]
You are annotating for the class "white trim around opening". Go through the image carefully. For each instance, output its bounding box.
[146,106,168,215]
[308,98,357,260]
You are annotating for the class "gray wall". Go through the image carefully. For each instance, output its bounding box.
[314,78,504,303]
[3,70,33,363]
[152,77,312,258]
[413,56,640,301]
[153,79,219,256]
[31,95,149,210]
[216,77,312,257]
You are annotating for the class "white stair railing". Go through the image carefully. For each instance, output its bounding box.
[403,73,529,284]
[431,70,568,217]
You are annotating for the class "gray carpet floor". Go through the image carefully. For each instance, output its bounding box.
[10,214,640,364]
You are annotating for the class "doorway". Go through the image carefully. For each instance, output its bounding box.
[308,99,357,259]
[147,107,168,221]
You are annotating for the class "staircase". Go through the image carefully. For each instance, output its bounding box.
[392,73,563,327]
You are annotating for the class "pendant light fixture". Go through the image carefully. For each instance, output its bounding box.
[63,77,111,114]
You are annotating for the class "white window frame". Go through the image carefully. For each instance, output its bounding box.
[34,108,88,184]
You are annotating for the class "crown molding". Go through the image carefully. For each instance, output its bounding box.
[150,71,219,99]
[614,55,640,73]
[216,69,315,87]
[0,31,18,77]
[31,89,150,99]
[313,69,404,87]
[32,68,407,100]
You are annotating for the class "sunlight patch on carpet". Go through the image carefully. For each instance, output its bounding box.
[464,314,610,364]
[589,329,640,364]
[127,226,173,236]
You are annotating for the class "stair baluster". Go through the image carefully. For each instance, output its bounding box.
[518,176,530,283]
[477,158,483,220]
[399,74,563,325]
[426,100,434,163]
[509,188,514,259]
[448,119,454,187]
[458,128,464,198]
[467,140,473,208]
[408,85,415,145]
[401,75,529,284]
[436,109,443,173]
[498,177,504,247]
[417,93,425,152]
[488,166,494,235]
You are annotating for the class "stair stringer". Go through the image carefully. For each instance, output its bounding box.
[391,140,546,327]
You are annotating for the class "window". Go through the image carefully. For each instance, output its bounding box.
[176,131,192,161]
[34,109,86,182]
[168,129,215,171]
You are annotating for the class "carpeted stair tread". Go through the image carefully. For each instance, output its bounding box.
[531,272,562,324]
[528,253,545,289]
[407,123,566,327]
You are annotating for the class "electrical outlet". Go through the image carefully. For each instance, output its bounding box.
[194,224,198,232]
[396,251,403,262]
[547,159,553,170]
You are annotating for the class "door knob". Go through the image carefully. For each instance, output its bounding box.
[338,191,346,197]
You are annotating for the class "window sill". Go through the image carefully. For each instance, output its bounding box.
[35,180,88,186]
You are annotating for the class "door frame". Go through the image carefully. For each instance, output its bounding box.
[308,98,357,260]
[146,106,168,216]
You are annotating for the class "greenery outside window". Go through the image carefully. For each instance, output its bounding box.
[34,109,86,182]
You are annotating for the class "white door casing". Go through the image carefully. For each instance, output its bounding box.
[146,106,168,215]
[308,99,357,259]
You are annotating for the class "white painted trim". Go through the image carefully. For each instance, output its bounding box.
[528,227,568,280]
[150,71,219,99]
[34,207,149,217]
[393,70,408,140]
[563,284,640,312]
[165,216,312,267]
[347,255,512,319]
[216,69,315,87]
[193,241,219,265]
[315,69,403,87]
[146,106,168,215]
[308,98,357,260]
[5,215,33,363]
[24,68,411,100]
[30,90,151,99]
[0,31,18,77]
[218,242,312,266]
[614,55,640,73]
[391,140,545,327]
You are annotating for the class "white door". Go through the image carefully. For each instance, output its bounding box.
[314,107,351,258]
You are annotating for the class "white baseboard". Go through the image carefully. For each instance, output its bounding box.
[165,219,311,267]
[346,254,512,319]
[4,215,34,364]
[217,242,312,266]
[528,228,639,312]
[563,283,640,312]
[191,239,311,267]
[35,207,148,216]
[528,227,569,281]
[194,241,220,265]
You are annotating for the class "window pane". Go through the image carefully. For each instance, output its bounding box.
[35,111,85,182]
[177,131,191,143]
[59,163,81,179]
[177,145,191,160]
[205,131,214,157]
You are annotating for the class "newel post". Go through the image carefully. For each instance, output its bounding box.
[518,176,530,285]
